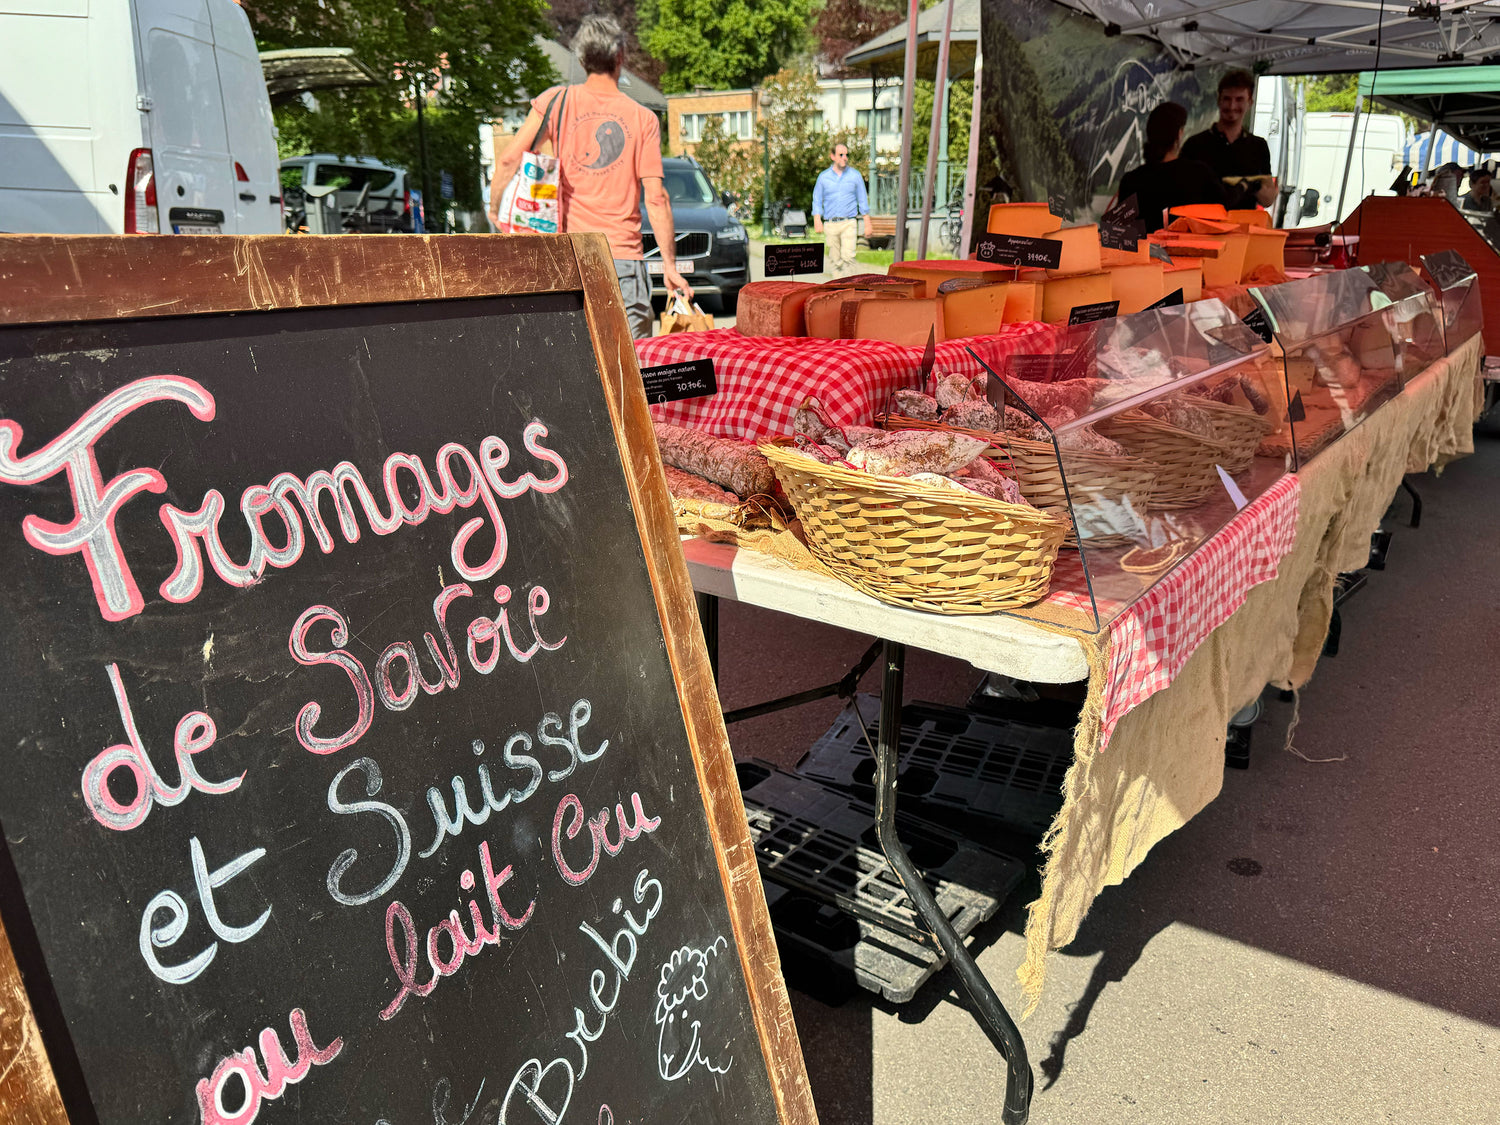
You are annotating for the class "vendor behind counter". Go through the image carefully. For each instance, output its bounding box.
[1117,102,1226,233]
[1180,68,1276,210]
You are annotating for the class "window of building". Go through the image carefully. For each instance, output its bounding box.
[856,107,900,134]
[722,110,753,139]
[681,113,702,143]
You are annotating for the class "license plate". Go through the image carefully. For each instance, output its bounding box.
[649,260,694,274]
[173,223,220,235]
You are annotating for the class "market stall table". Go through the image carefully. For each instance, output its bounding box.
[665,328,1484,1124]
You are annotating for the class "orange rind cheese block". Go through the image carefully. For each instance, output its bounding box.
[824,273,927,298]
[1228,208,1273,228]
[939,282,1011,340]
[1039,272,1113,323]
[1045,225,1103,277]
[803,289,908,339]
[849,296,945,344]
[1002,280,1041,323]
[1102,243,1152,267]
[986,201,1063,237]
[1242,228,1288,279]
[1163,261,1204,302]
[1168,203,1229,223]
[736,280,819,336]
[1107,262,1167,315]
[888,259,1016,297]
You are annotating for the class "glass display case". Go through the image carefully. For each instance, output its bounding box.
[1365,261,1445,380]
[1420,250,1483,353]
[961,298,1283,632]
[1248,269,1404,470]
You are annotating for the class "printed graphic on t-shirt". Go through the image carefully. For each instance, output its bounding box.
[572,111,630,175]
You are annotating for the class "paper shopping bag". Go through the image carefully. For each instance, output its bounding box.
[657,295,715,335]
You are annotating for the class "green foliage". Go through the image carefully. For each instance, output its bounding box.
[644,0,816,93]
[814,0,904,76]
[245,0,556,213]
[756,66,868,218]
[1304,74,1358,113]
[909,78,973,184]
[693,116,765,219]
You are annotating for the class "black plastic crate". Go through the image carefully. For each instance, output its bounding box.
[795,694,1072,837]
[736,759,1026,1003]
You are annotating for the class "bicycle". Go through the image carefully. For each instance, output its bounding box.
[936,183,965,255]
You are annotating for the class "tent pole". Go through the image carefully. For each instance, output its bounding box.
[917,0,954,259]
[871,66,879,194]
[1335,90,1363,222]
[1420,119,1437,175]
[957,35,983,257]
[893,0,921,262]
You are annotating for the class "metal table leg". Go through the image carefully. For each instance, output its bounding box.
[1401,477,1423,528]
[695,591,720,685]
[872,640,1033,1124]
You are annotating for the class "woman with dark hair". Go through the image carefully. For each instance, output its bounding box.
[1117,102,1227,233]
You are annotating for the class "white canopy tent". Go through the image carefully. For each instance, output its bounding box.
[848,0,1500,258]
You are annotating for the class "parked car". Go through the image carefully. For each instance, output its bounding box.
[641,157,749,312]
[279,155,413,233]
[1,0,281,234]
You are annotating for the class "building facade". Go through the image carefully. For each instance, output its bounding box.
[666,78,908,159]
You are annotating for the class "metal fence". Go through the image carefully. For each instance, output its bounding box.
[871,167,963,216]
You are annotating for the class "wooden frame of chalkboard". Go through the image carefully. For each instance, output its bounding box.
[0,233,817,1125]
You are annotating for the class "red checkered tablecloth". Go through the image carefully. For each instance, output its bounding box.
[635,325,1063,440]
[1092,473,1300,751]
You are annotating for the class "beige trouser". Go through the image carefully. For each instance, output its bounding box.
[823,218,858,276]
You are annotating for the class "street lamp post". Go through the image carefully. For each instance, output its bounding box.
[759,92,774,238]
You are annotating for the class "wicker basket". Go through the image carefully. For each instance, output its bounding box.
[1095,410,1237,510]
[1195,399,1278,474]
[760,441,1068,615]
[874,414,1156,549]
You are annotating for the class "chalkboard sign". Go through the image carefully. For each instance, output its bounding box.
[0,235,814,1125]
[763,243,824,277]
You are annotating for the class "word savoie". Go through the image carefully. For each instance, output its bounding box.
[0,375,569,622]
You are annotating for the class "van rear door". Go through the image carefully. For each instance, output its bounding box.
[133,0,235,232]
[205,0,280,233]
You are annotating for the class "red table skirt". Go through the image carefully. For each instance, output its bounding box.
[635,324,1063,440]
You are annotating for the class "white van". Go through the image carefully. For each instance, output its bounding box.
[1292,112,1406,227]
[0,0,281,234]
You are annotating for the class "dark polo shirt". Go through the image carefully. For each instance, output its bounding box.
[1180,123,1272,209]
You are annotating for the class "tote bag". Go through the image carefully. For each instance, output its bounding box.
[493,89,566,234]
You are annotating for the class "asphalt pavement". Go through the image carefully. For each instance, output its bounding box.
[714,414,1500,1121]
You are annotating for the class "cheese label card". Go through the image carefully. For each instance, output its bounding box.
[1068,300,1120,325]
[641,358,718,403]
[1287,389,1307,423]
[1146,288,1185,310]
[1216,465,1250,511]
[1048,193,1071,219]
[764,243,825,276]
[975,234,1063,269]
[1242,306,1274,344]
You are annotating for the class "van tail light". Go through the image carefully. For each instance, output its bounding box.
[234,161,250,182]
[125,148,158,233]
[403,189,411,215]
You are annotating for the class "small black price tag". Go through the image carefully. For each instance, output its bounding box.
[640,357,718,404]
[975,233,1063,269]
[764,242,825,276]
[1148,242,1175,264]
[1146,288,1185,311]
[1006,354,1057,384]
[1421,249,1474,289]
[1068,300,1119,325]
[1103,194,1141,224]
[1099,221,1143,252]
[1048,192,1070,219]
[1242,306,1274,344]
[1286,389,1306,423]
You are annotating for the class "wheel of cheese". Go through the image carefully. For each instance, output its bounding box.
[939,282,1011,340]
[1044,226,1103,278]
[735,280,819,336]
[1107,263,1167,315]
[888,259,1016,298]
[803,289,905,339]
[1038,272,1113,323]
[849,296,945,344]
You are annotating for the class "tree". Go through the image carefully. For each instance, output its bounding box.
[814,0,904,76]
[643,0,816,93]
[909,78,972,200]
[244,0,556,207]
[1304,74,1358,113]
[757,66,867,219]
[693,118,764,220]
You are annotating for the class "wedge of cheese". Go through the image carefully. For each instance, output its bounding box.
[888,259,1015,297]
[1167,203,1229,223]
[1107,262,1167,315]
[1001,281,1041,323]
[1102,243,1152,267]
[736,280,820,336]
[986,201,1063,237]
[1153,233,1247,287]
[1039,272,1113,324]
[1227,208,1273,228]
[849,296,944,345]
[1045,225,1103,277]
[1163,261,1204,302]
[824,273,927,298]
[804,289,907,339]
[1242,228,1288,279]
[939,283,1010,340]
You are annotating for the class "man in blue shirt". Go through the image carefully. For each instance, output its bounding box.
[811,144,873,276]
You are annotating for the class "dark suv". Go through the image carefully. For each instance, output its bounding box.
[641,157,749,312]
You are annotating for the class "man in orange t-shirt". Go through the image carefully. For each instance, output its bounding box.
[489,16,689,338]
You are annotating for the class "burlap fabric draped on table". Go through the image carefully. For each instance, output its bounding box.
[1016,334,1484,1010]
